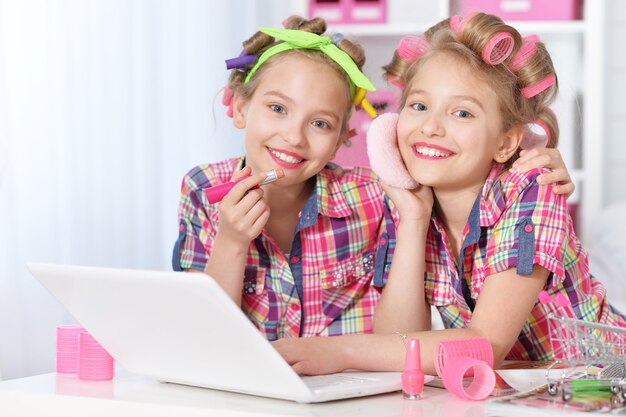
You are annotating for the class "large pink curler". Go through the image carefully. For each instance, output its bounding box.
[511,40,538,72]
[56,325,85,374]
[441,356,496,401]
[449,15,464,38]
[78,330,115,381]
[434,337,494,378]
[521,73,556,99]
[520,119,551,149]
[366,113,418,189]
[397,36,430,63]
[482,32,514,65]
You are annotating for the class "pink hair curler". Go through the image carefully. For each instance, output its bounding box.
[449,15,464,38]
[511,40,538,72]
[482,32,514,65]
[441,356,496,401]
[434,337,494,378]
[520,119,551,150]
[366,113,418,189]
[385,74,404,89]
[521,73,556,99]
[402,339,425,399]
[56,325,85,374]
[78,330,115,381]
[396,36,430,63]
[523,34,541,44]
[222,87,234,118]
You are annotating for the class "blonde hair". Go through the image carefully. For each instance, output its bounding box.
[383,13,559,165]
[227,16,367,138]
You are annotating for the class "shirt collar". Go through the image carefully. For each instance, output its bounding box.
[238,158,353,227]
[429,164,508,235]
[312,164,353,219]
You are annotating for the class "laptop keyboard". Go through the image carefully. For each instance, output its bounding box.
[302,374,375,389]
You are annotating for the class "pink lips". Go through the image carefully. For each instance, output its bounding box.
[412,142,455,160]
[267,147,306,169]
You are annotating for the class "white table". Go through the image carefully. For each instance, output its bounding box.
[0,372,612,417]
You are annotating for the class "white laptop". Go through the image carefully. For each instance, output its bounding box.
[27,262,411,403]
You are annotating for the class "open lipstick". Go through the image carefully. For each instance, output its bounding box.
[204,169,285,204]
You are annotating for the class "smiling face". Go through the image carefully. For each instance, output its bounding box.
[396,52,516,192]
[232,53,352,187]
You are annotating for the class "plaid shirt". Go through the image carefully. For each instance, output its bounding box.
[172,157,397,340]
[426,165,626,361]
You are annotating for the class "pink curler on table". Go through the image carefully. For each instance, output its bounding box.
[77,330,115,381]
[434,337,494,377]
[56,325,85,374]
[441,356,496,401]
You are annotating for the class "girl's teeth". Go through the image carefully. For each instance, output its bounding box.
[416,146,450,157]
[270,148,303,164]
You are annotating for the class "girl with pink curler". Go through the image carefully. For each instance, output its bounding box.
[273,13,625,375]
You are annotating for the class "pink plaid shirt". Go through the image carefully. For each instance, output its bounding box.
[425,165,626,360]
[173,157,398,340]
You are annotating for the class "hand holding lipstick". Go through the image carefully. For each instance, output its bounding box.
[210,167,285,249]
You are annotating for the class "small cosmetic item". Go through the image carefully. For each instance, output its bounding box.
[402,338,425,400]
[204,169,284,204]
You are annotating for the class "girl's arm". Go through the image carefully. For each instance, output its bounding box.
[512,148,575,197]
[203,167,271,306]
[373,183,433,334]
[275,265,548,375]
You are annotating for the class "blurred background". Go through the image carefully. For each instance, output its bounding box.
[1,0,625,380]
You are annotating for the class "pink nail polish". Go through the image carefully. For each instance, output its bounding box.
[402,338,425,400]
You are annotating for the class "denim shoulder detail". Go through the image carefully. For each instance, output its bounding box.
[516,216,535,275]
[172,220,186,271]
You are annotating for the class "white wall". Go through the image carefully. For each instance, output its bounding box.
[0,0,286,380]
[604,0,626,205]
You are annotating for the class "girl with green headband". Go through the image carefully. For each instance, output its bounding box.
[172,16,576,344]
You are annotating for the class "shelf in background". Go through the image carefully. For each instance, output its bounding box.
[328,20,586,37]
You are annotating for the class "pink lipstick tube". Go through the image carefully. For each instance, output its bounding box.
[402,338,425,400]
[204,169,283,204]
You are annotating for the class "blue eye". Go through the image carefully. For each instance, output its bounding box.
[312,120,329,129]
[411,103,427,111]
[454,110,473,118]
[270,104,285,114]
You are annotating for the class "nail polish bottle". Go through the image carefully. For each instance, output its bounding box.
[402,338,425,400]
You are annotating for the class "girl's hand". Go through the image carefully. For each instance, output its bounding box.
[380,182,433,226]
[215,166,271,249]
[512,148,575,197]
[273,337,348,376]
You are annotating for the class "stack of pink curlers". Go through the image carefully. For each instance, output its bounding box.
[56,325,114,381]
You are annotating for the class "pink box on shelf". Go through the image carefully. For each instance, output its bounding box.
[453,0,582,21]
[308,0,387,24]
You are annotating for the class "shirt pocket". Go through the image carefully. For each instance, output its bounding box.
[320,252,375,290]
[242,266,266,295]
[241,266,272,329]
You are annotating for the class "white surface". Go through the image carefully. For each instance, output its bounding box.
[0,372,613,417]
[27,262,402,403]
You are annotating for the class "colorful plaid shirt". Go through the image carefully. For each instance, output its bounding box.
[172,157,397,340]
[425,165,626,361]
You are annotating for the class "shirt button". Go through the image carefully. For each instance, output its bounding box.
[524,224,533,233]
[380,237,387,247]
[290,255,300,263]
